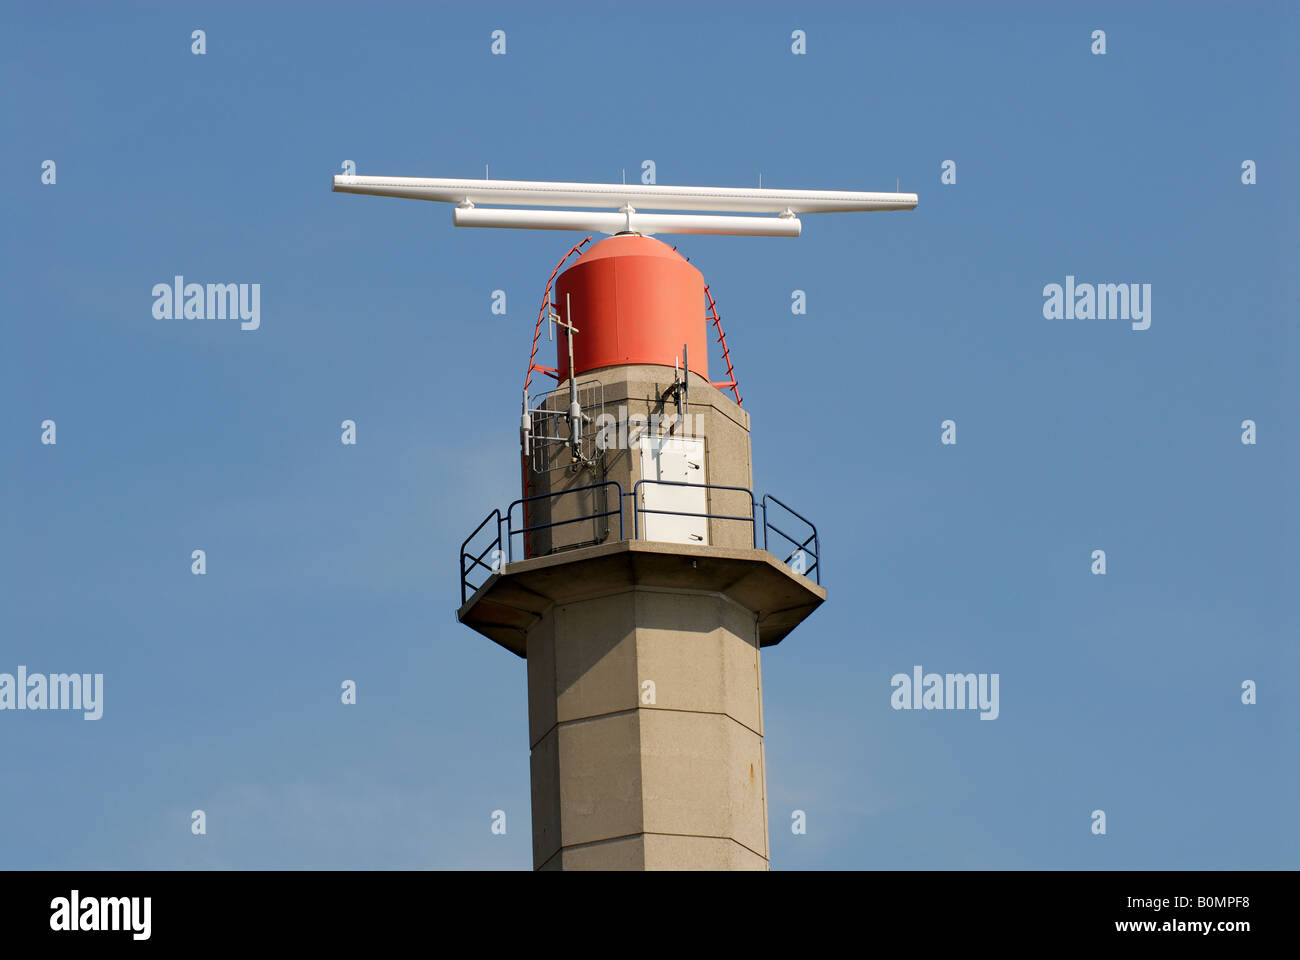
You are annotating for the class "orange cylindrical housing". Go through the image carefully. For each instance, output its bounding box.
[554,234,709,381]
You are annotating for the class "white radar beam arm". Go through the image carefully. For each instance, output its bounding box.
[332,175,918,238]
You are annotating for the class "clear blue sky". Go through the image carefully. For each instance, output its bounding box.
[2,0,1295,869]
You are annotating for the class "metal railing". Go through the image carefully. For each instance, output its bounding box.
[760,494,820,585]
[506,480,624,563]
[459,481,820,604]
[631,479,757,546]
[459,508,502,604]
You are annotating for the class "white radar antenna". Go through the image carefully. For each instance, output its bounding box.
[332,174,918,237]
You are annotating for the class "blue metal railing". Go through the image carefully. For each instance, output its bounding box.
[631,479,757,547]
[459,481,820,603]
[505,481,624,562]
[760,494,820,585]
[459,508,502,605]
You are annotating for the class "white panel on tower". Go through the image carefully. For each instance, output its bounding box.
[639,436,707,545]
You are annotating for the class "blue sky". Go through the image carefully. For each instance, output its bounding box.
[2,0,1295,869]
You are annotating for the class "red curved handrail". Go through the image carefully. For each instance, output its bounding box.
[705,284,742,407]
[670,246,742,408]
[524,236,592,395]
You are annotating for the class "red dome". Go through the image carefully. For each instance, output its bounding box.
[554,235,709,381]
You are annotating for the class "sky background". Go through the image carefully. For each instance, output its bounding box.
[2,0,1295,869]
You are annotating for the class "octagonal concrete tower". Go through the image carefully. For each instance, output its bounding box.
[458,234,825,870]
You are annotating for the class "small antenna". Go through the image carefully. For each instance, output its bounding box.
[520,387,531,457]
[485,163,489,180]
[563,292,582,461]
[759,171,762,189]
[674,355,683,418]
[622,168,626,184]
[682,343,690,418]
[896,177,900,192]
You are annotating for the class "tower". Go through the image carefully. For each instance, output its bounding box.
[333,174,918,869]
